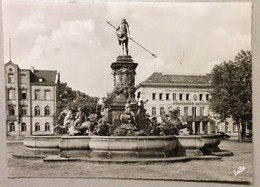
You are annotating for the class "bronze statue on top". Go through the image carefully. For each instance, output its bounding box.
[116,19,130,56]
[106,20,157,58]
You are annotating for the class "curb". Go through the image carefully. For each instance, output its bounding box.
[40,155,221,163]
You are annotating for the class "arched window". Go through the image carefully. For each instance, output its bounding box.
[21,123,27,132]
[152,107,156,116]
[44,106,50,116]
[45,122,50,131]
[35,123,40,131]
[9,105,15,116]
[10,122,15,132]
[160,107,164,115]
[21,106,27,116]
[35,106,40,116]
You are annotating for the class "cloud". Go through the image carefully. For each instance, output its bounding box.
[17,19,113,97]
[17,12,46,32]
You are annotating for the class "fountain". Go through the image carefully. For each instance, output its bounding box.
[14,19,233,162]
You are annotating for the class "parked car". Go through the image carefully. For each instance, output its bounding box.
[217,132,230,140]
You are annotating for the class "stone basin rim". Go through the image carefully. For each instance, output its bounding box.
[24,134,220,139]
[25,135,62,138]
[89,135,177,139]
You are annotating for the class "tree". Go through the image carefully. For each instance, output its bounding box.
[54,82,102,126]
[209,50,252,142]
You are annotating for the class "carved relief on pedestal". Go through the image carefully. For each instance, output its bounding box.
[111,65,136,100]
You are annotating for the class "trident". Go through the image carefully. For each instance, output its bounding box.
[106,21,157,58]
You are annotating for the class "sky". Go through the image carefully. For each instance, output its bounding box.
[2,1,251,98]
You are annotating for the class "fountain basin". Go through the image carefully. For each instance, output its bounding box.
[175,135,222,156]
[176,135,205,149]
[59,136,91,157]
[201,135,221,148]
[89,135,177,159]
[24,135,61,155]
[21,134,225,159]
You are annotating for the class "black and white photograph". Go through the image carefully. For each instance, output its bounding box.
[1,0,257,186]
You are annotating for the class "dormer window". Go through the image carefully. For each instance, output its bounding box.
[39,78,43,82]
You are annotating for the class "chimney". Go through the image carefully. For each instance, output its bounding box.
[31,66,35,73]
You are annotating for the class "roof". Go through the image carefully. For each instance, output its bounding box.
[5,61,59,85]
[136,72,212,89]
[31,70,58,84]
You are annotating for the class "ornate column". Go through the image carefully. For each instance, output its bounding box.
[207,121,211,134]
[192,121,195,134]
[110,55,139,127]
[200,121,204,134]
[111,55,138,102]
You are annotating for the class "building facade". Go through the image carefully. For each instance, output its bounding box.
[5,61,60,136]
[136,72,237,135]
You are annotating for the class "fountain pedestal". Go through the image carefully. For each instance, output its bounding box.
[110,55,140,129]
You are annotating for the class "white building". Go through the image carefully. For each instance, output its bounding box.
[5,61,60,136]
[136,72,238,135]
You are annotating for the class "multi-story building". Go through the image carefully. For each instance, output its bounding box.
[5,61,60,136]
[136,72,238,135]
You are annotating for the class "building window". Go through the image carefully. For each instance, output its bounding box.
[44,106,50,116]
[35,123,40,131]
[9,105,15,116]
[159,93,163,100]
[21,106,27,116]
[45,122,50,131]
[8,89,15,100]
[186,94,190,101]
[35,106,40,116]
[21,89,27,100]
[152,93,156,100]
[21,123,27,132]
[152,107,156,116]
[199,94,203,101]
[8,73,14,84]
[45,90,51,100]
[10,122,15,132]
[192,107,196,117]
[179,94,183,101]
[184,107,189,116]
[200,107,205,116]
[20,74,27,84]
[206,94,209,101]
[172,93,176,101]
[160,107,164,115]
[166,93,169,100]
[35,90,40,100]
